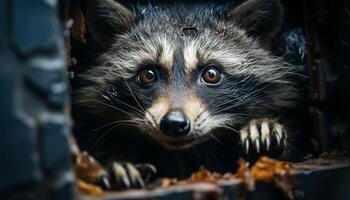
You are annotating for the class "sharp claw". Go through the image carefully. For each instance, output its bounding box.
[275,133,281,146]
[280,131,285,144]
[94,174,111,190]
[135,164,157,184]
[126,163,144,188]
[244,139,250,154]
[137,176,145,188]
[135,164,157,175]
[254,139,260,154]
[102,176,111,189]
[121,174,131,188]
[112,163,131,188]
[265,137,271,151]
[101,175,111,189]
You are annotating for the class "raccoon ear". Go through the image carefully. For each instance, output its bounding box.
[85,0,134,48]
[227,0,283,40]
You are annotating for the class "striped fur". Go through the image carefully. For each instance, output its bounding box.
[73,0,307,177]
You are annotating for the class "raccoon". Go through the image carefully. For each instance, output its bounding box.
[72,0,310,181]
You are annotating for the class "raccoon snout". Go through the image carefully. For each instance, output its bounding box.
[159,110,191,137]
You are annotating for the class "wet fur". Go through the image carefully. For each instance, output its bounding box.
[73,0,310,178]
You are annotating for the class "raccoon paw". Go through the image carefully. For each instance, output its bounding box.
[96,162,156,190]
[240,118,285,157]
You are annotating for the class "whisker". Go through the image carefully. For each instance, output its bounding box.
[93,119,145,131]
[105,90,145,116]
[90,100,142,118]
[122,78,146,112]
[121,79,159,127]
[206,133,222,143]
[89,122,141,152]
[219,125,240,134]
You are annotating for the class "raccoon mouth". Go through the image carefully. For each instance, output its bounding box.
[161,137,195,149]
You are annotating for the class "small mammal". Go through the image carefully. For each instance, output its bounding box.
[73,0,310,186]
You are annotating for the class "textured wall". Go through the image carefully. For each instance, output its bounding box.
[0,0,74,199]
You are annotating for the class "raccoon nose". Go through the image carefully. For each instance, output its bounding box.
[160,110,191,137]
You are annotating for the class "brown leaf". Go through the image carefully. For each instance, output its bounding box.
[251,156,296,199]
[234,159,255,191]
[77,179,104,196]
[70,2,86,43]
[74,151,105,184]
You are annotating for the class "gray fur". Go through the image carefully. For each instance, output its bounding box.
[76,0,302,157]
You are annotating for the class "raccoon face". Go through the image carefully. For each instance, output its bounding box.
[78,0,298,149]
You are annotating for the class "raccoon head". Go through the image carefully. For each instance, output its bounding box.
[78,0,298,149]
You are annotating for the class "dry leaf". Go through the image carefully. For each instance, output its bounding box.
[71,3,86,43]
[251,156,296,199]
[160,156,296,200]
[235,159,255,190]
[74,151,106,184]
[77,179,104,196]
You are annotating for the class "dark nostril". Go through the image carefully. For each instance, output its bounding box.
[160,110,191,137]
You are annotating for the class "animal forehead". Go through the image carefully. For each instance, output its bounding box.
[139,33,245,75]
[155,39,198,74]
[182,39,245,74]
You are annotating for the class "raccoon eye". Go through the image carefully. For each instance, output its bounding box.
[138,69,157,85]
[201,66,222,84]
